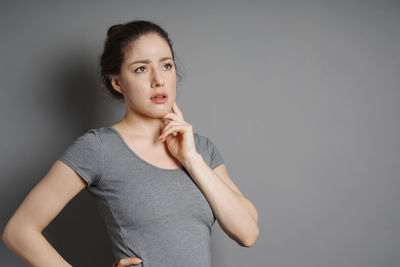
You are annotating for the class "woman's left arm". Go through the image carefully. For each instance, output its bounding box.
[183,154,259,247]
[160,102,259,247]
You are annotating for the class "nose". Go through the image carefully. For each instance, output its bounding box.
[151,69,165,88]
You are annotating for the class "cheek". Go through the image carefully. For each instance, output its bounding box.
[123,77,148,94]
[167,73,177,86]
[129,87,148,101]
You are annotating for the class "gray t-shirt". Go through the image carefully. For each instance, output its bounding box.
[58,126,224,267]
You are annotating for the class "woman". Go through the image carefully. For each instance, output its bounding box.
[2,20,259,267]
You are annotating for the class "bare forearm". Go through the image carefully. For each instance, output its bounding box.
[238,194,258,225]
[3,227,73,267]
[183,153,259,246]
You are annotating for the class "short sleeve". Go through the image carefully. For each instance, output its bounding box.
[58,129,104,188]
[204,136,225,169]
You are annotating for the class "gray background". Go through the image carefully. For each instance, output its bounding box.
[1,0,399,266]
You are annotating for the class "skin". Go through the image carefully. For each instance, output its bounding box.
[1,32,258,267]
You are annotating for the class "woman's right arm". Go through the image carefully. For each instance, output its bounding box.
[2,160,87,267]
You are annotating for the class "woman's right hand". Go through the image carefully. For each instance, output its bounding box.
[112,257,143,267]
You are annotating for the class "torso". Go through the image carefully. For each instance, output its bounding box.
[59,126,217,265]
[110,124,183,170]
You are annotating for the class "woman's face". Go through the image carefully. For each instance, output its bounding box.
[111,33,177,118]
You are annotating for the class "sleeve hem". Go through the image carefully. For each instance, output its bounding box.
[210,159,224,170]
[58,157,91,188]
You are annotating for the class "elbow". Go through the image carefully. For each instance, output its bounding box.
[240,227,259,248]
[2,220,25,248]
[3,216,43,249]
[2,219,17,247]
[2,223,12,247]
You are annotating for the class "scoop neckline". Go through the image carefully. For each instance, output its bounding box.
[106,126,185,172]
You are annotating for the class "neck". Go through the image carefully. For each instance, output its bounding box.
[118,110,166,141]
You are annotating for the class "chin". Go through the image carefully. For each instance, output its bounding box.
[144,109,170,119]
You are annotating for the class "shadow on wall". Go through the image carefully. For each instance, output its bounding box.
[2,48,116,266]
[45,47,105,130]
[42,49,115,266]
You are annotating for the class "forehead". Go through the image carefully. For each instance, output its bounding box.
[124,33,172,59]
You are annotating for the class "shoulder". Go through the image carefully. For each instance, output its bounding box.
[193,131,224,169]
[193,131,210,146]
[64,127,115,152]
[79,126,116,143]
[193,131,221,154]
[193,131,219,145]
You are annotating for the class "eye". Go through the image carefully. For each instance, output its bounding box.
[163,63,173,70]
[135,66,147,73]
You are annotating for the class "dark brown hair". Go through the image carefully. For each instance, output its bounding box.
[98,20,183,101]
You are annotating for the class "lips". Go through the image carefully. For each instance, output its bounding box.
[150,92,168,99]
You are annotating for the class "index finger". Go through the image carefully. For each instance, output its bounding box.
[172,102,184,120]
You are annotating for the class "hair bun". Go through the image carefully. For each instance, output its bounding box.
[107,24,124,37]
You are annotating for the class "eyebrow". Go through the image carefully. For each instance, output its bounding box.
[129,57,173,67]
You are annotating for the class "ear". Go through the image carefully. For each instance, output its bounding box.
[109,75,124,94]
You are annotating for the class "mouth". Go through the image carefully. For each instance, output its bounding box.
[150,92,168,99]
[150,92,168,104]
